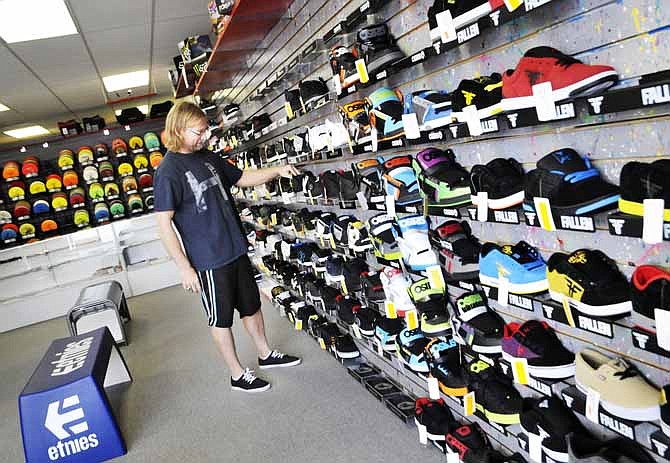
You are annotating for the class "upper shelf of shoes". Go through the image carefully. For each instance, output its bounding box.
[175,0,296,98]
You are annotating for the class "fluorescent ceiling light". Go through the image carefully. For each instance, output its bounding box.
[103,70,149,92]
[0,0,78,43]
[0,103,10,112]
[4,126,49,139]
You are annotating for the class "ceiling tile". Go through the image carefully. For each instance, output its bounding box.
[86,25,150,76]
[51,80,106,112]
[156,0,209,21]
[9,35,92,69]
[154,15,211,50]
[68,0,151,32]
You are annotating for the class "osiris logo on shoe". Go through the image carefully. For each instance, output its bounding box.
[599,413,634,440]
[641,84,670,106]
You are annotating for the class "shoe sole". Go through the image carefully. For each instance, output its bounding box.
[439,383,469,397]
[501,70,618,112]
[335,350,360,359]
[523,194,620,216]
[548,289,632,317]
[420,114,454,131]
[366,50,404,74]
[451,328,502,354]
[619,198,670,221]
[477,404,520,425]
[414,419,447,441]
[258,359,302,369]
[231,383,272,393]
[661,419,670,438]
[501,351,575,379]
[432,191,473,207]
[519,424,569,462]
[421,326,452,337]
[471,190,524,210]
[575,381,660,421]
[479,273,548,294]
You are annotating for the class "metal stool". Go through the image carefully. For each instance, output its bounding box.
[68,281,131,345]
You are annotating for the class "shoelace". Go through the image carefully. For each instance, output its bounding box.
[555,54,582,68]
[241,368,259,384]
[269,350,285,360]
[613,363,638,380]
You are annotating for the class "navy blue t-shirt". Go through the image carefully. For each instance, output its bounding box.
[154,149,248,271]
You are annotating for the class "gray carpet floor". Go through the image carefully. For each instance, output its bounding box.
[0,283,438,462]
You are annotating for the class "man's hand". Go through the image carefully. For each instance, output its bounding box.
[277,165,300,178]
[180,266,202,293]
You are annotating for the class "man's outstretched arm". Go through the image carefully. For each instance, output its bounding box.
[236,165,300,188]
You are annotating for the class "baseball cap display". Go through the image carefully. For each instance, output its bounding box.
[1,223,18,241]
[51,192,68,210]
[144,132,161,150]
[45,174,63,191]
[74,209,90,226]
[122,177,138,193]
[77,146,94,164]
[3,160,20,179]
[128,194,144,211]
[13,200,30,218]
[21,156,39,176]
[62,170,79,188]
[8,181,26,200]
[69,187,86,206]
[118,162,134,176]
[149,151,164,168]
[32,199,50,215]
[94,143,109,159]
[94,203,110,221]
[40,219,58,233]
[88,182,104,199]
[58,149,75,169]
[133,153,149,169]
[112,138,128,155]
[104,182,120,197]
[109,200,125,216]
[129,136,144,150]
[83,165,99,182]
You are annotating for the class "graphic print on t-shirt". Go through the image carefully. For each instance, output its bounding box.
[185,162,230,213]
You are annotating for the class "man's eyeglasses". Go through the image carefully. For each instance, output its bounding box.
[187,127,212,140]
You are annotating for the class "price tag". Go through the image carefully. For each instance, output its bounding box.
[332,75,342,96]
[533,197,556,231]
[642,199,664,244]
[355,59,369,84]
[511,358,529,385]
[402,113,421,139]
[352,324,362,339]
[585,387,600,423]
[504,0,523,11]
[528,431,543,463]
[464,391,475,416]
[428,376,440,400]
[271,213,277,225]
[426,265,445,290]
[435,10,457,43]
[295,319,303,330]
[385,195,396,217]
[371,127,378,152]
[498,277,509,307]
[418,422,428,445]
[477,192,488,222]
[533,82,556,121]
[655,308,670,351]
[463,105,482,137]
[562,298,576,327]
[285,102,294,120]
[318,338,327,350]
[405,310,419,330]
[356,191,368,209]
[384,301,397,319]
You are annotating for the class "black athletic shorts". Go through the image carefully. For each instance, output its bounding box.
[196,255,261,328]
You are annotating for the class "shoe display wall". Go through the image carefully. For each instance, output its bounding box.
[142,0,670,461]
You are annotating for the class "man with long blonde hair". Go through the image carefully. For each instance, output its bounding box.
[154,101,300,392]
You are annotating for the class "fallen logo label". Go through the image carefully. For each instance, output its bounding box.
[432,42,442,55]
[348,86,356,94]
[528,377,552,396]
[376,70,387,80]
[555,103,575,119]
[499,362,509,375]
[333,24,342,34]
[518,436,528,450]
[651,438,669,456]
[525,211,538,226]
[411,51,426,63]
[494,210,519,223]
[642,84,670,105]
[449,126,459,138]
[600,413,634,440]
[45,395,99,461]
[443,208,459,217]
[489,11,501,26]
[468,209,477,220]
[428,131,443,140]
[525,0,552,11]
[509,294,533,311]
[632,331,650,349]
[543,304,555,319]
[457,23,479,43]
[609,218,625,235]
[392,139,403,147]
[560,215,594,232]
[481,118,499,133]
[507,113,519,127]
[588,96,604,114]
[459,281,474,291]
[577,315,613,337]
[364,144,373,152]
